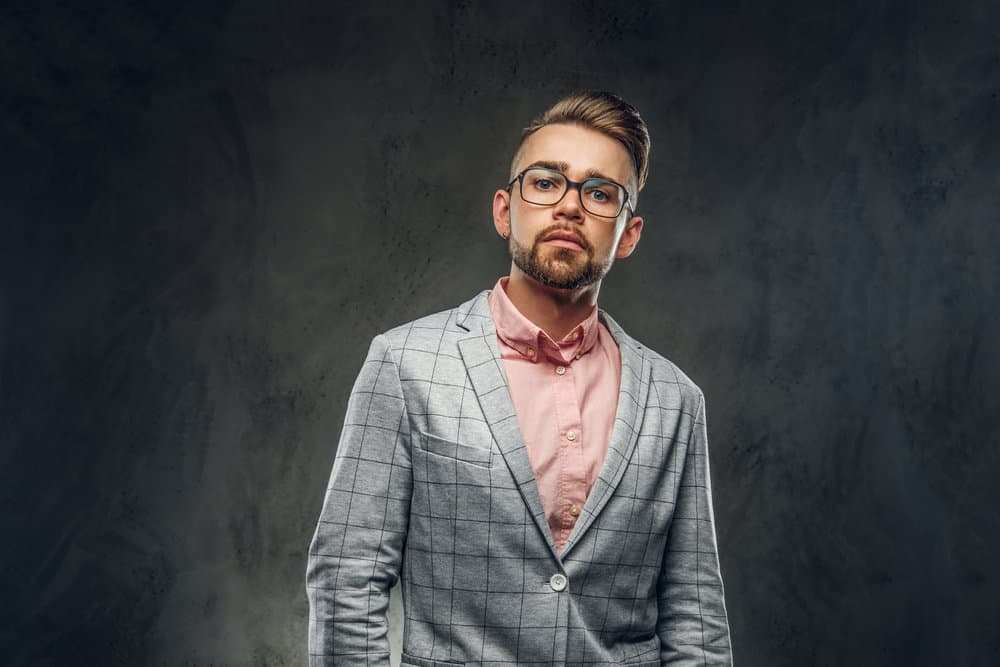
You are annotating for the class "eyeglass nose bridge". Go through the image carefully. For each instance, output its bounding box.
[547,176,588,210]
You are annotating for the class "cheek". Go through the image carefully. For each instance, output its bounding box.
[511,207,548,234]
[594,228,621,253]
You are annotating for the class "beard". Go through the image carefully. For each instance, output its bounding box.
[509,226,612,290]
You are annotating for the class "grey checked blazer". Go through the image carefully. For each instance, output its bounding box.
[307,290,732,666]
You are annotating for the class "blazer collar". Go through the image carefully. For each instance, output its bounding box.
[455,291,557,555]
[455,290,492,332]
[560,309,650,559]
[455,288,651,560]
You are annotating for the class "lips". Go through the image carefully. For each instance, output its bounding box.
[542,231,586,250]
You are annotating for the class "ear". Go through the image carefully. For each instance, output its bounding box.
[493,189,511,238]
[614,215,643,259]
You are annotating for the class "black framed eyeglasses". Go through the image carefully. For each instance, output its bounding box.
[505,167,632,219]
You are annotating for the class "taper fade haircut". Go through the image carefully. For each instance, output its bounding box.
[510,91,651,210]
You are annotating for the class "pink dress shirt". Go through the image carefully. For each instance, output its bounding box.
[487,276,622,552]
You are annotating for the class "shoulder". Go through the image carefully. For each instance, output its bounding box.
[369,290,491,359]
[600,309,705,407]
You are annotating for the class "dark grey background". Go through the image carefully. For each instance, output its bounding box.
[2,1,998,665]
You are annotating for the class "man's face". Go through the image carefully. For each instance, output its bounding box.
[493,123,643,291]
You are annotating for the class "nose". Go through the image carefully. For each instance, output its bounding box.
[553,183,585,222]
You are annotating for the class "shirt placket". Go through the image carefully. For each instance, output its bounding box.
[548,341,587,550]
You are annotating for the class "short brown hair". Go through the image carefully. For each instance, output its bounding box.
[510,91,651,207]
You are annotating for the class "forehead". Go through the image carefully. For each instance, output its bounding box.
[516,123,633,184]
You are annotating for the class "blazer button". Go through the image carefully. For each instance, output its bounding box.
[549,573,568,592]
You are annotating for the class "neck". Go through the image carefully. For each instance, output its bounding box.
[504,265,601,341]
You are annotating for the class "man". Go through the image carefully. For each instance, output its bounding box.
[307,91,733,666]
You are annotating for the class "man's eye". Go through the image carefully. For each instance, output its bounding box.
[536,179,554,190]
[586,187,614,202]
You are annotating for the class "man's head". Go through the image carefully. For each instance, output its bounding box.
[510,91,650,207]
[493,91,650,293]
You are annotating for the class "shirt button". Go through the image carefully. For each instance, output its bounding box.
[565,430,577,441]
[555,366,566,375]
[549,573,568,592]
[571,330,580,341]
[526,347,535,358]
[569,504,580,516]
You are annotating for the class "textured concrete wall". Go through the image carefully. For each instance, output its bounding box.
[2,1,998,665]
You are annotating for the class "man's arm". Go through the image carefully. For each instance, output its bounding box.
[657,393,733,665]
[306,335,412,667]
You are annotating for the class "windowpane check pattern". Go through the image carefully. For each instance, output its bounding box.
[307,291,732,666]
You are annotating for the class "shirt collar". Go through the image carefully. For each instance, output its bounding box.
[487,276,601,364]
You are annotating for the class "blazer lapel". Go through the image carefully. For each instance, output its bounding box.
[454,292,559,557]
[560,311,651,558]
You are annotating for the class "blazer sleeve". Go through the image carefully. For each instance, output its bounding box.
[657,392,734,665]
[306,334,412,667]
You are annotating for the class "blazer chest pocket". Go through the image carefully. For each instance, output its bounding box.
[417,429,493,468]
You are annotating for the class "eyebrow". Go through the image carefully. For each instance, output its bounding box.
[524,160,621,184]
